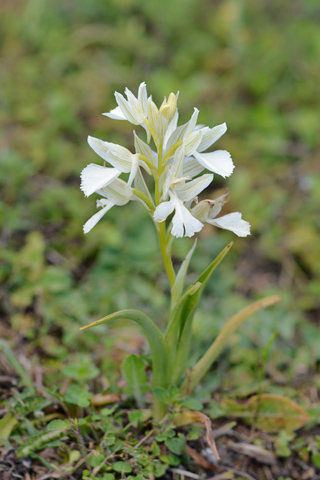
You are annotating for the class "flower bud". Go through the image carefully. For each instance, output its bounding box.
[159,92,178,120]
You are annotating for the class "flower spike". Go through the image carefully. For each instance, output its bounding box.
[82,82,250,237]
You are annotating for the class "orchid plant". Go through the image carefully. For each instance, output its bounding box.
[80,83,280,422]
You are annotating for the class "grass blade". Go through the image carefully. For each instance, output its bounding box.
[181,295,281,394]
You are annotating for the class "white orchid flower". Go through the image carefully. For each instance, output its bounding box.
[191,193,250,237]
[153,173,213,238]
[103,82,148,126]
[154,191,203,238]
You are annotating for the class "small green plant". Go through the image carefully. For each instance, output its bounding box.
[80,83,280,422]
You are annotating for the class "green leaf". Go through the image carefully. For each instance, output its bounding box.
[47,419,70,431]
[171,239,197,306]
[0,339,34,391]
[89,453,105,467]
[180,242,234,334]
[181,397,203,411]
[64,385,92,408]
[39,266,72,293]
[159,454,180,466]
[101,475,115,480]
[312,452,320,469]
[122,354,148,408]
[80,310,168,392]
[18,429,66,456]
[153,387,170,404]
[165,243,233,385]
[112,461,133,473]
[0,414,17,445]
[128,410,144,424]
[165,434,186,455]
[62,356,100,382]
[153,385,179,405]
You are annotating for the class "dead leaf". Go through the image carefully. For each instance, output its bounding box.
[90,393,121,406]
[221,394,309,433]
[228,441,276,465]
[247,394,309,432]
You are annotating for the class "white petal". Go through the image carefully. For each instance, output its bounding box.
[194,150,234,178]
[80,164,121,197]
[185,108,199,135]
[83,201,114,233]
[191,200,212,222]
[155,113,168,144]
[141,121,151,144]
[125,87,146,123]
[176,174,213,203]
[184,130,203,156]
[165,121,190,155]
[88,136,133,173]
[171,197,203,238]
[170,145,186,179]
[147,96,159,130]
[98,178,133,206]
[183,156,204,178]
[153,200,175,223]
[127,155,139,187]
[134,132,156,166]
[103,106,126,120]
[163,110,179,150]
[88,135,110,163]
[208,212,251,237]
[138,82,148,117]
[115,92,139,125]
[197,123,227,152]
[104,142,135,173]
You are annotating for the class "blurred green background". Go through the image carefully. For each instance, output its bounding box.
[1,0,320,391]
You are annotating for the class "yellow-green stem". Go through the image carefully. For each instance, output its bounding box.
[154,142,176,288]
[158,222,175,288]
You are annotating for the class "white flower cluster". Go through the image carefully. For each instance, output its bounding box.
[81,82,250,238]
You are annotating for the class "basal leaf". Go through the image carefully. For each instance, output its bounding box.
[122,354,149,408]
[247,394,309,432]
[171,239,197,306]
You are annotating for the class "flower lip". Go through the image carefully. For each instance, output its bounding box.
[153,191,204,238]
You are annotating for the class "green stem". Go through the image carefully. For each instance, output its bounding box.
[158,222,175,288]
[153,138,176,288]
